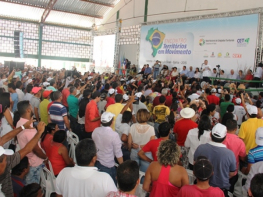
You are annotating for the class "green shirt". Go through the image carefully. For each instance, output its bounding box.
[39,99,50,125]
[67,94,79,118]
[220,101,234,118]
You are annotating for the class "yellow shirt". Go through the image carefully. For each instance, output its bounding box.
[106,103,130,131]
[39,99,50,125]
[239,118,263,154]
[152,104,170,124]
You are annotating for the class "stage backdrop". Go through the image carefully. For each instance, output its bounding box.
[139,14,259,73]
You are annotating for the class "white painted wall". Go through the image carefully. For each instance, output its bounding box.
[99,0,263,30]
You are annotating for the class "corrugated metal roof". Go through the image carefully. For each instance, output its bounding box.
[0,0,119,28]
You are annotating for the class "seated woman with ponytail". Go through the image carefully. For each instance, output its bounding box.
[41,123,58,152]
[46,130,75,176]
[184,114,211,170]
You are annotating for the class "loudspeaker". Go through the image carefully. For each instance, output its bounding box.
[14,31,24,58]
[5,61,25,74]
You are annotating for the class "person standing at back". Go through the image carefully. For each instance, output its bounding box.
[48,91,70,131]
[39,90,52,125]
[220,94,234,118]
[202,60,211,83]
[61,84,73,111]
[8,83,18,113]
[15,81,24,102]
[85,91,101,138]
[67,86,79,136]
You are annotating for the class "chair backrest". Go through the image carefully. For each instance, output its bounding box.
[40,167,56,192]
[68,131,79,144]
[186,169,195,185]
[68,135,77,162]
[47,160,55,178]
[135,171,147,197]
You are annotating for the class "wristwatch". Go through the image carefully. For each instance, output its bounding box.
[21,125,25,130]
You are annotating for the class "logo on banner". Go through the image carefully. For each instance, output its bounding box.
[199,39,205,46]
[146,28,165,57]
[237,38,250,47]
[210,52,215,58]
[233,54,242,58]
[225,52,230,58]
[218,53,222,58]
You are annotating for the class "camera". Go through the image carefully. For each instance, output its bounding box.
[216,65,220,68]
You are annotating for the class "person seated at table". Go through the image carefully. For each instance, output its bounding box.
[46,130,75,176]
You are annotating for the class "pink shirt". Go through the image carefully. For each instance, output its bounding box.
[16,118,44,167]
[223,133,246,175]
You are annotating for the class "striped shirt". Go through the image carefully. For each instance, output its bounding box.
[248,146,263,164]
[48,102,67,130]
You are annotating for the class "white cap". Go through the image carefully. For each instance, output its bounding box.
[2,78,7,82]
[27,79,33,84]
[212,123,227,139]
[152,80,157,83]
[211,88,216,93]
[123,94,129,101]
[130,79,136,83]
[43,82,50,87]
[235,98,241,104]
[120,79,125,81]
[109,88,115,95]
[180,108,195,119]
[256,127,263,146]
[217,89,222,94]
[88,76,93,80]
[247,105,257,115]
[101,112,115,123]
[13,75,18,78]
[135,92,142,98]
[47,77,53,82]
[0,146,14,157]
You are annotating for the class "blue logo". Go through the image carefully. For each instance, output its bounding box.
[152,32,161,46]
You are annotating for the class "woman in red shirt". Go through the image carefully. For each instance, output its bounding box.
[143,140,189,197]
[41,123,58,153]
[46,130,74,176]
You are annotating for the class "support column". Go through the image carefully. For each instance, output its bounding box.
[144,0,148,22]
[38,24,43,68]
[113,10,121,73]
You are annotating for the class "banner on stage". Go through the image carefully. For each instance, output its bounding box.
[139,14,259,72]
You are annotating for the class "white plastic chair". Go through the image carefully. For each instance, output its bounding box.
[68,133,79,163]
[46,160,55,178]
[186,169,195,185]
[135,171,147,197]
[233,171,247,197]
[40,167,56,197]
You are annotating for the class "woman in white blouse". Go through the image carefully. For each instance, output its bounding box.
[184,114,211,170]
[128,109,155,172]
[194,67,201,81]
[0,93,14,148]
[170,67,179,81]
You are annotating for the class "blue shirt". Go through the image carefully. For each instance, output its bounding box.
[46,86,57,91]
[144,67,152,74]
[248,146,263,164]
[180,69,188,76]
[194,142,236,189]
[11,93,18,112]
[11,175,25,197]
[48,102,68,130]
[187,71,195,78]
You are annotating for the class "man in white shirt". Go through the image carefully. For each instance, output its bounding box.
[56,139,117,197]
[234,98,246,127]
[15,81,24,102]
[188,88,200,101]
[211,68,217,78]
[201,60,211,82]
[228,69,237,80]
[253,63,263,87]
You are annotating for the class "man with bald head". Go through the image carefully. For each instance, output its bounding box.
[228,69,237,81]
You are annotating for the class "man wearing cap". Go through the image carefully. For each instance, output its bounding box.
[0,122,45,197]
[178,156,224,197]
[173,108,198,168]
[239,104,263,154]
[92,112,123,185]
[194,123,236,196]
[30,87,42,122]
[48,91,70,131]
[132,92,148,115]
[85,91,101,138]
[8,83,18,113]
[242,127,263,175]
[233,98,246,127]
[105,88,116,110]
[39,90,52,125]
[187,88,200,102]
[207,88,220,105]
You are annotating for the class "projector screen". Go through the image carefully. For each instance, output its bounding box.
[93,35,116,68]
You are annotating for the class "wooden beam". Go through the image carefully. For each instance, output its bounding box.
[0,0,103,19]
[41,0,58,23]
[80,0,115,8]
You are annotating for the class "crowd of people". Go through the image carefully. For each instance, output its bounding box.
[0,60,263,197]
